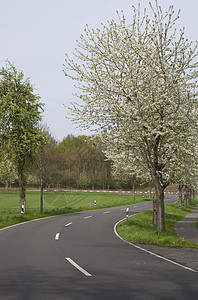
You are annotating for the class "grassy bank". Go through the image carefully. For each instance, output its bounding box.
[117,199,198,249]
[0,190,150,229]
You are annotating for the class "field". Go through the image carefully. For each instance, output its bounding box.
[0,190,150,228]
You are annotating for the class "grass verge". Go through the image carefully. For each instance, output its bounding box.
[0,207,79,229]
[117,199,198,249]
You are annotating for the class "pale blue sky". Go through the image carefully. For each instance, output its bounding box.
[0,0,197,141]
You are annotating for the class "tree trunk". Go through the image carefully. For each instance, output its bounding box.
[5,180,9,192]
[153,179,165,234]
[40,183,44,213]
[132,181,135,202]
[189,189,192,205]
[40,173,44,213]
[149,182,152,199]
[143,135,166,233]
[153,193,157,225]
[178,184,183,210]
[18,164,26,213]
[92,169,95,190]
[193,189,195,202]
[68,166,71,189]
[184,186,187,208]
[157,187,165,234]
[186,187,190,206]
[150,166,165,233]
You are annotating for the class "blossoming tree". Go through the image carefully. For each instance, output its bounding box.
[64,1,198,233]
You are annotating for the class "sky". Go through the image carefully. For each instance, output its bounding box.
[0,0,197,141]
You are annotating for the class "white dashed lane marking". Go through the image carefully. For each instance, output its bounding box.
[65,257,92,277]
[65,222,73,227]
[55,233,60,240]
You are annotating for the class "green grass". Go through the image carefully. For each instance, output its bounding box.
[117,199,198,249]
[0,190,149,229]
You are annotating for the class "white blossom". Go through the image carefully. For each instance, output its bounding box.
[64,0,198,233]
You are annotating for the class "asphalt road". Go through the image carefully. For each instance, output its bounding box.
[0,195,198,300]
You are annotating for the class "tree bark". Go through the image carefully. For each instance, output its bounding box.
[68,166,71,189]
[155,183,165,234]
[132,181,135,201]
[40,173,44,213]
[186,187,190,206]
[40,183,44,213]
[149,182,152,199]
[153,193,157,225]
[178,184,183,210]
[151,163,165,233]
[193,189,195,202]
[189,189,192,205]
[143,135,166,234]
[184,186,187,208]
[5,180,9,192]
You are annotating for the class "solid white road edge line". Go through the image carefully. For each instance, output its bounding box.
[0,215,57,232]
[65,257,92,277]
[55,233,60,240]
[84,216,92,219]
[65,222,73,227]
[114,218,197,273]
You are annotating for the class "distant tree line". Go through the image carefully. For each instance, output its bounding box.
[1,131,145,191]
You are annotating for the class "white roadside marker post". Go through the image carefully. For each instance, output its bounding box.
[126,207,129,221]
[21,204,24,218]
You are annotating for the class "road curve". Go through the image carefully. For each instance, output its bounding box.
[0,195,198,299]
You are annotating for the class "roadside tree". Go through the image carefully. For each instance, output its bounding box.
[64,1,198,233]
[31,130,63,212]
[0,61,44,212]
